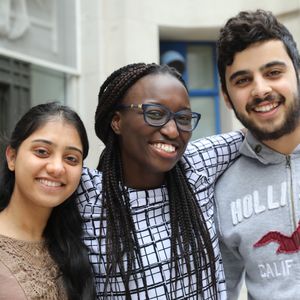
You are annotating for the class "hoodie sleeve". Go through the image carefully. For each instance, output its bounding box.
[215,169,246,300]
[219,239,245,300]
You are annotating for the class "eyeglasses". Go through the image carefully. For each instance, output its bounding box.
[115,103,201,132]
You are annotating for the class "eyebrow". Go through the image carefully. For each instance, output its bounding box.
[262,61,287,70]
[31,139,83,155]
[144,100,192,111]
[228,60,287,83]
[229,70,249,83]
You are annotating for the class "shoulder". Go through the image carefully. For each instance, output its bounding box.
[187,131,244,153]
[77,167,102,210]
[214,156,244,199]
[184,131,243,168]
[81,166,102,182]
[79,167,102,192]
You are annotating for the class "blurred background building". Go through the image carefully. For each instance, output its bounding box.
[2,1,299,298]
[0,0,299,169]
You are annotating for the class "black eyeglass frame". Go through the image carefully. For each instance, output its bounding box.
[115,103,201,132]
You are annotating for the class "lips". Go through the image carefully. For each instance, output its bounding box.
[152,142,176,153]
[247,94,285,114]
[37,178,63,187]
[253,102,280,113]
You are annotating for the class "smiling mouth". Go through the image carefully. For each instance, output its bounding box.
[253,102,280,113]
[152,142,176,153]
[37,179,63,187]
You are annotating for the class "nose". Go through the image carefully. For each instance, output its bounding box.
[251,76,272,98]
[160,118,180,139]
[46,157,65,177]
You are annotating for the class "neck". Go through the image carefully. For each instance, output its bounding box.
[123,168,165,189]
[121,157,166,189]
[0,199,51,241]
[123,174,165,189]
[261,125,300,154]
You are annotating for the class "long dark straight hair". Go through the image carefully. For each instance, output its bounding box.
[0,102,95,299]
[95,63,218,299]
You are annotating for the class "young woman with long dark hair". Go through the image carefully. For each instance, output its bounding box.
[0,102,95,299]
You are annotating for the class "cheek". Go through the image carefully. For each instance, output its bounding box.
[14,158,39,177]
[181,132,192,148]
[122,119,152,140]
[120,118,146,139]
[228,89,249,110]
[278,82,297,97]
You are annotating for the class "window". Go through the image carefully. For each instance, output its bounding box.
[0,55,31,142]
[0,55,66,154]
[160,41,220,140]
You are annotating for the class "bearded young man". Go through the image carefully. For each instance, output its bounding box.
[215,9,300,300]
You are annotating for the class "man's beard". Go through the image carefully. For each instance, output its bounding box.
[229,91,300,141]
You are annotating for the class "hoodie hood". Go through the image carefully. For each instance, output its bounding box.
[240,132,300,165]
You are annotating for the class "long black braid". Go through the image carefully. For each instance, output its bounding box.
[95,63,218,299]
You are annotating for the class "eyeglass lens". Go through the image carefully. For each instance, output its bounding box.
[143,104,199,131]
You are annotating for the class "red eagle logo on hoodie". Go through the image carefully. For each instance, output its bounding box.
[254,221,300,253]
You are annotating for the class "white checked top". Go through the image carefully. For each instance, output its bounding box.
[77,132,243,299]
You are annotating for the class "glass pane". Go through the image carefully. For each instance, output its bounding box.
[187,45,214,90]
[190,96,215,140]
[0,56,66,159]
[31,65,66,106]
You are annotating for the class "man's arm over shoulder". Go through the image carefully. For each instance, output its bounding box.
[185,130,244,178]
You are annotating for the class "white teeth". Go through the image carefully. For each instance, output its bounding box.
[254,102,279,112]
[153,143,175,153]
[38,179,62,187]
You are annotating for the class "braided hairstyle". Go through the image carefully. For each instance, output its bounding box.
[95,63,218,299]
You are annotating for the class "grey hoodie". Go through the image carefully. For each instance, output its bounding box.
[215,132,300,300]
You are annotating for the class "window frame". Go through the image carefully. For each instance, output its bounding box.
[160,41,221,135]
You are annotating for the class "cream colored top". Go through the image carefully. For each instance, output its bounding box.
[0,234,68,299]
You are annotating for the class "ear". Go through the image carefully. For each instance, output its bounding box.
[6,146,16,171]
[222,90,233,110]
[111,111,122,135]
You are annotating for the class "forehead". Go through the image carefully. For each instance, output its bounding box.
[123,73,189,106]
[225,40,294,77]
[23,119,81,146]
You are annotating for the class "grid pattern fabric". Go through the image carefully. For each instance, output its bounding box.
[77,131,243,299]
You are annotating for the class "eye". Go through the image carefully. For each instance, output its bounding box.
[65,155,81,166]
[33,148,49,157]
[234,77,251,86]
[145,108,166,120]
[176,112,192,125]
[266,69,282,78]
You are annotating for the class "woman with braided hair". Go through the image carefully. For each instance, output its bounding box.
[77,62,243,299]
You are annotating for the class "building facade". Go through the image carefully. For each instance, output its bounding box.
[1,0,300,169]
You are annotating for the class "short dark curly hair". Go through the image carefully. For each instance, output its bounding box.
[217,9,300,94]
